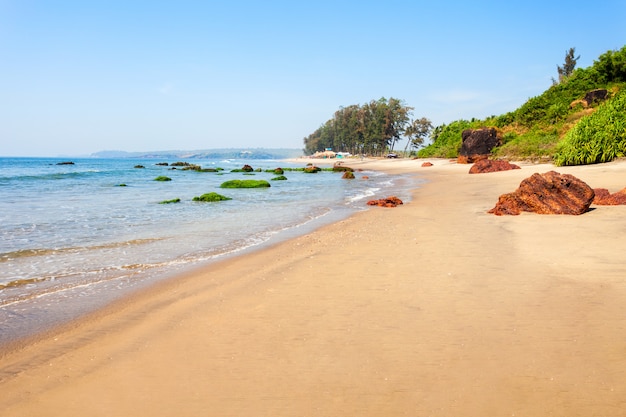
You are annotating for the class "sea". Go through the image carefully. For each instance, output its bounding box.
[0,156,415,347]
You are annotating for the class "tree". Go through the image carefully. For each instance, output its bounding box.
[302,97,414,156]
[403,117,433,154]
[553,47,580,85]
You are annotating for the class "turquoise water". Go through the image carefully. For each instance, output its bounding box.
[0,157,415,345]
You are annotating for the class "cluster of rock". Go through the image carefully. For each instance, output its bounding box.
[488,171,595,215]
[367,196,403,208]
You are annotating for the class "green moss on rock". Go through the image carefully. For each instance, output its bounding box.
[154,176,172,181]
[192,192,232,202]
[271,175,288,181]
[159,198,181,204]
[220,179,271,188]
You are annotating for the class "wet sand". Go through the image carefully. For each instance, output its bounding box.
[2,158,626,416]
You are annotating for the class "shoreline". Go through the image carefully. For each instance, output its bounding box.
[2,157,626,416]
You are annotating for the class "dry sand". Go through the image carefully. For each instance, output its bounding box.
[1,158,626,416]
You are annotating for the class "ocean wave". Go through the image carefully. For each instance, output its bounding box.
[0,238,164,263]
[0,171,106,183]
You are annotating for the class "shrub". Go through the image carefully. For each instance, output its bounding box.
[554,89,626,165]
[418,120,471,158]
[493,130,559,160]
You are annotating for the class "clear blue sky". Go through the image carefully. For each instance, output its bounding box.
[1,1,625,156]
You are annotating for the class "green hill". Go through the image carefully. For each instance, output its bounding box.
[418,46,626,166]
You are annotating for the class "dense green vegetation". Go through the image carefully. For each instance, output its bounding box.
[304,46,626,165]
[303,98,431,156]
[553,88,626,165]
[418,46,626,164]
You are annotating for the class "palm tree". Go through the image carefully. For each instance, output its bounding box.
[403,117,433,155]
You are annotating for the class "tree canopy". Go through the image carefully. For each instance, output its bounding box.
[303,97,422,156]
[553,47,580,85]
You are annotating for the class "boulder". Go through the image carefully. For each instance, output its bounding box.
[342,171,355,179]
[421,162,433,167]
[304,165,321,173]
[333,163,354,172]
[593,187,626,205]
[192,193,231,202]
[583,89,608,106]
[459,128,501,163]
[488,171,594,215]
[367,196,403,208]
[219,179,270,188]
[469,159,520,174]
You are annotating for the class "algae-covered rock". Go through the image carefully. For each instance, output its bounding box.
[342,171,355,179]
[271,175,288,181]
[304,165,321,173]
[332,164,354,172]
[117,183,127,187]
[181,164,202,171]
[159,198,181,204]
[220,179,271,188]
[154,176,172,181]
[134,165,145,169]
[192,192,232,202]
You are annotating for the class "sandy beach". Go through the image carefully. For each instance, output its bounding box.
[1,157,626,416]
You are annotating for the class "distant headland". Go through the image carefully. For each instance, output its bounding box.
[90,148,303,160]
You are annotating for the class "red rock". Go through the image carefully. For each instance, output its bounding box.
[421,162,433,167]
[489,171,595,215]
[367,196,403,208]
[593,187,626,205]
[469,159,520,174]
